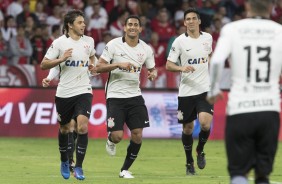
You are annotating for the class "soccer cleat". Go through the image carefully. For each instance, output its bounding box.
[106,139,116,156]
[69,160,75,173]
[119,170,134,178]
[74,167,85,180]
[197,152,206,169]
[60,160,70,179]
[186,163,196,175]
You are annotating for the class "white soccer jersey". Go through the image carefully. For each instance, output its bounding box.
[45,35,95,97]
[100,37,155,99]
[210,18,282,115]
[167,32,213,97]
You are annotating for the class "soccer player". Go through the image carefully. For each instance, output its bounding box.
[40,9,97,180]
[207,1,282,184]
[96,15,157,179]
[166,8,213,175]
[42,67,77,173]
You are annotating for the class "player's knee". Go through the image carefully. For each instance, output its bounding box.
[59,124,70,134]
[111,133,123,143]
[183,123,194,134]
[76,123,88,134]
[200,122,211,131]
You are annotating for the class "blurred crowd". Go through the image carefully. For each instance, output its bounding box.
[1,0,282,67]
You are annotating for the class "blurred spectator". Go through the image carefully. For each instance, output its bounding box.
[146,0,166,20]
[218,6,231,26]
[109,10,129,38]
[16,1,40,26]
[24,16,36,39]
[271,0,282,23]
[151,8,176,43]
[46,24,61,47]
[0,32,11,64]
[9,24,32,65]
[7,0,24,18]
[198,0,215,30]
[221,0,240,19]
[174,0,189,28]
[46,5,62,28]
[1,15,17,42]
[30,25,47,65]
[96,31,112,57]
[108,0,132,26]
[57,0,73,16]
[232,12,244,21]
[34,0,48,25]
[127,0,141,15]
[86,1,108,30]
[211,18,222,46]
[148,32,166,67]
[0,0,11,14]
[166,25,186,58]
[69,0,84,9]
[139,14,152,43]
[0,9,3,27]
[85,0,98,17]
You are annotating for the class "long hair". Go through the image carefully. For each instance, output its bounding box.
[63,9,84,37]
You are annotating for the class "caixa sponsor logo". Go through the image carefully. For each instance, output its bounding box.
[65,60,89,67]
[0,102,107,125]
[187,57,208,64]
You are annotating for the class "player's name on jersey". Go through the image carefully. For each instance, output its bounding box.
[244,84,272,93]
[238,98,273,109]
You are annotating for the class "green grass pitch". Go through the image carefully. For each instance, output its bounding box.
[0,138,281,184]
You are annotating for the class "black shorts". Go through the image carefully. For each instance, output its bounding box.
[55,93,93,125]
[106,96,150,131]
[225,111,280,177]
[178,92,213,124]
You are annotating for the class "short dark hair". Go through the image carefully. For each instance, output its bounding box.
[63,9,84,35]
[125,15,141,26]
[184,7,201,20]
[248,0,273,15]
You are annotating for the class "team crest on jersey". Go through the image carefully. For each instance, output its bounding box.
[202,42,210,52]
[107,117,115,128]
[177,110,184,120]
[137,53,144,62]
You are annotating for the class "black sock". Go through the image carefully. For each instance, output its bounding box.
[121,140,141,171]
[182,132,193,164]
[255,176,269,184]
[196,129,210,154]
[72,131,77,158]
[67,132,74,162]
[108,132,113,142]
[58,130,68,162]
[75,133,88,168]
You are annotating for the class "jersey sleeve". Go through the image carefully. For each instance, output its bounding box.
[208,34,213,54]
[167,38,181,63]
[90,37,96,57]
[209,24,232,96]
[45,39,60,60]
[145,45,155,69]
[100,40,115,63]
[47,66,60,80]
